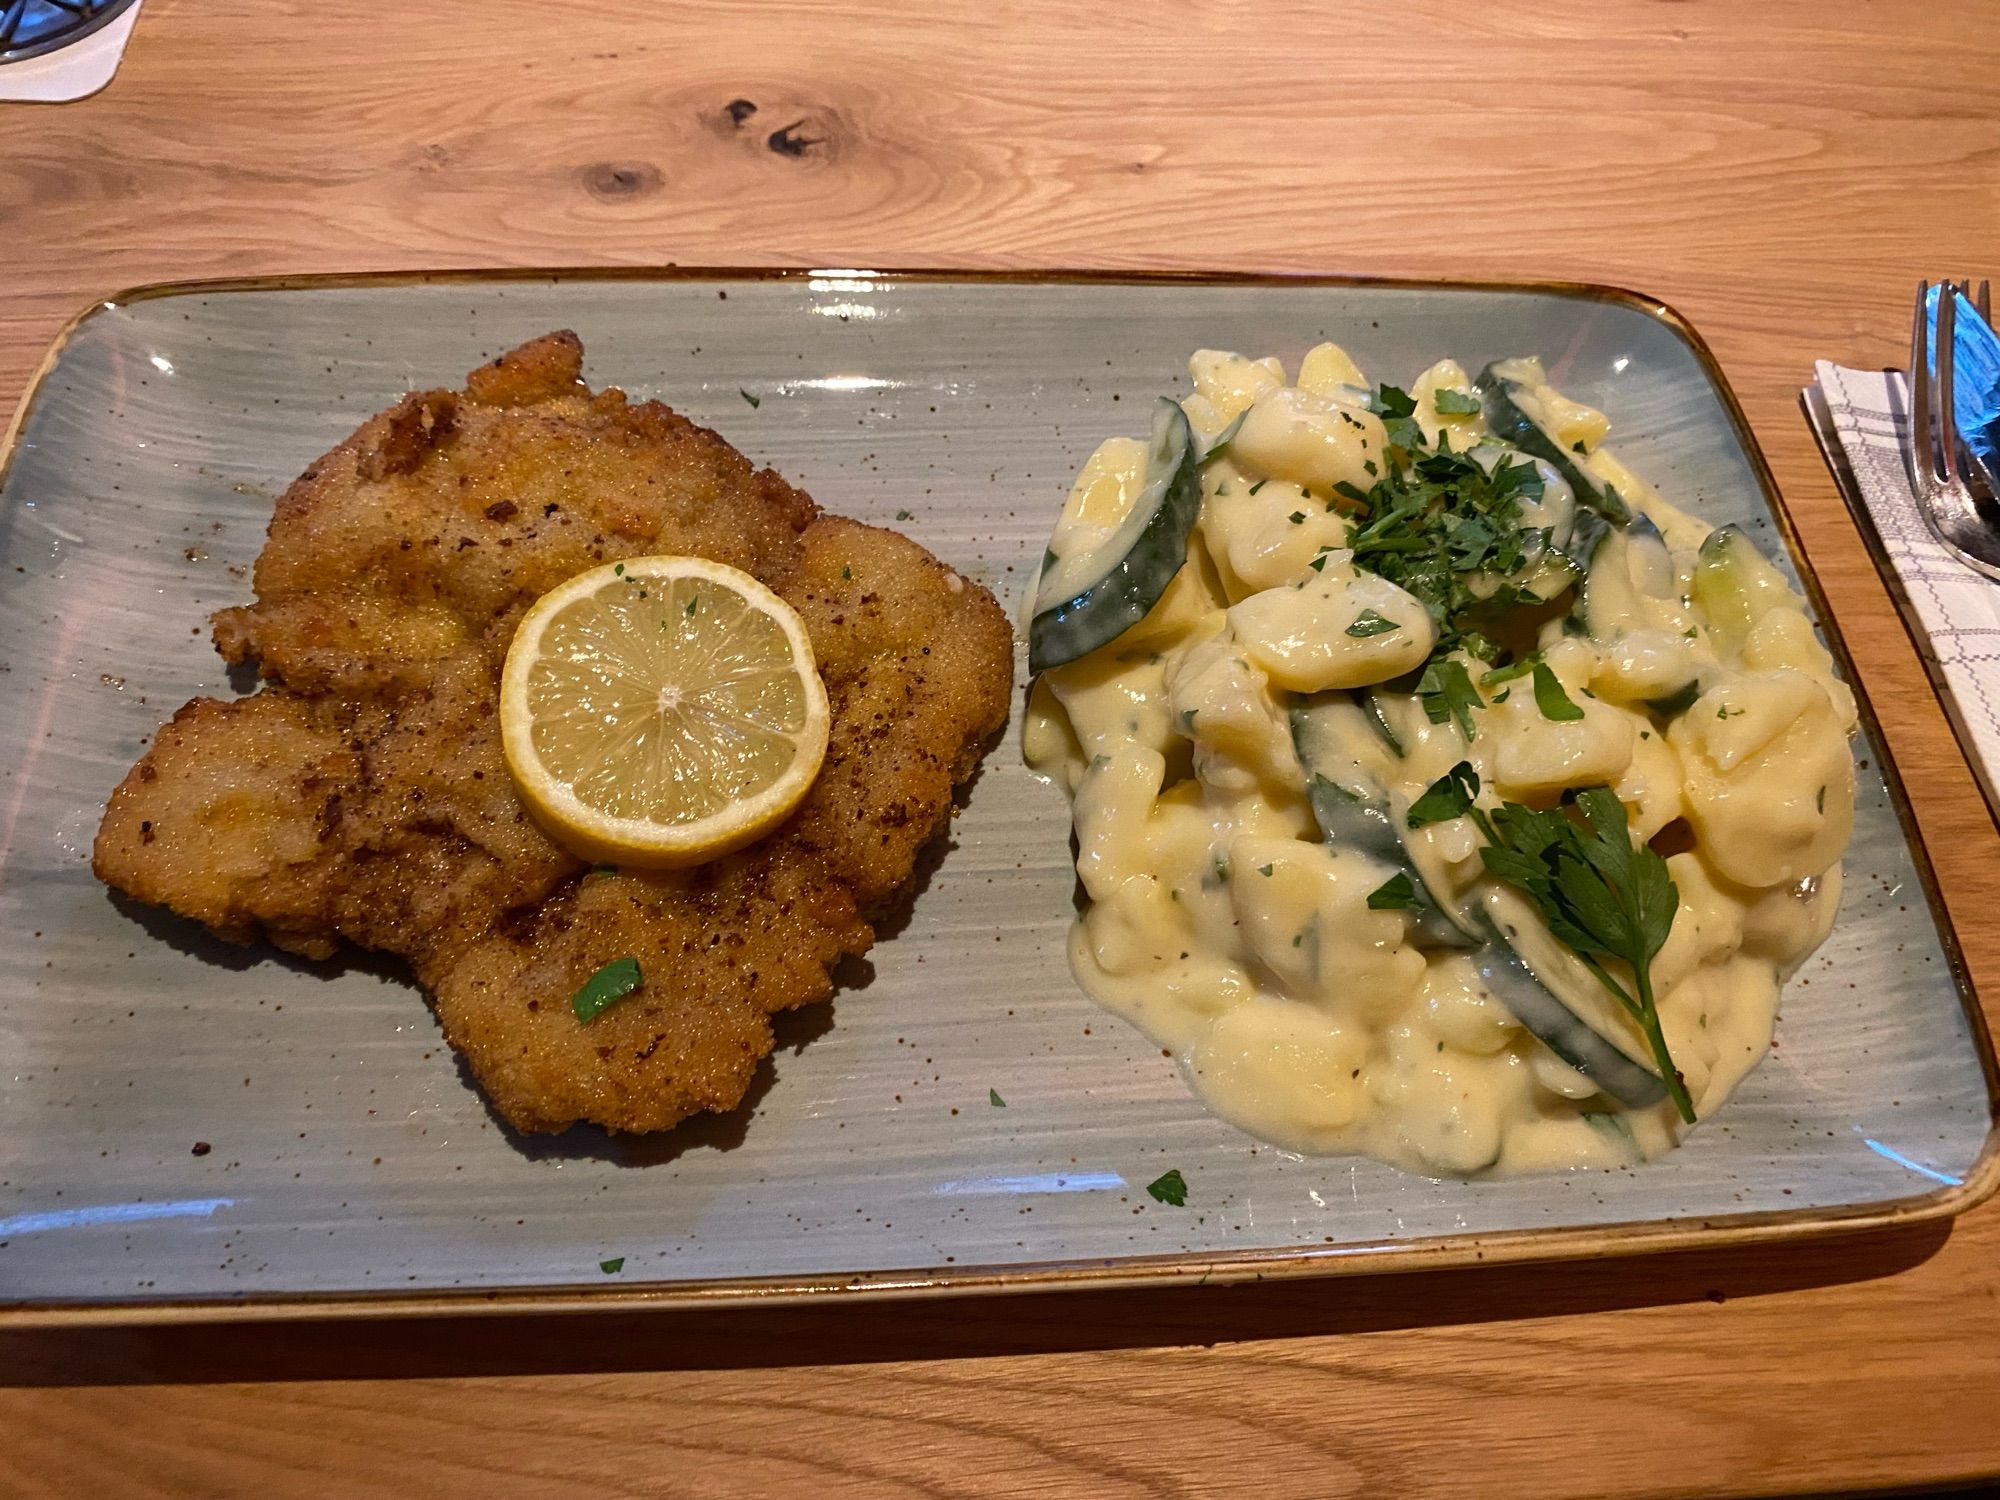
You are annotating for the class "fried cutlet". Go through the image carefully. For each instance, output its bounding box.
[94,331,1014,1134]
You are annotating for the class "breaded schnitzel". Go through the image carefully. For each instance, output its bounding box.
[94,332,1014,1134]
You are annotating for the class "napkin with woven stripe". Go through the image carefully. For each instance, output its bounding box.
[1810,359,2000,809]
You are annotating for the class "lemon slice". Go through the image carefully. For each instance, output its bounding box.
[500,556,830,867]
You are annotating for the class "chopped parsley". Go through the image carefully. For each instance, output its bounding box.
[1146,1169,1189,1206]
[1531,663,1585,721]
[1432,388,1483,415]
[840,565,852,581]
[1416,657,1482,741]
[1816,785,1827,814]
[1406,761,1480,828]
[1346,608,1400,638]
[1289,510,1307,524]
[1717,703,1743,719]
[599,1257,625,1274]
[1480,652,1541,688]
[685,596,697,617]
[571,956,642,1024]
[1258,862,1275,877]
[895,508,912,521]
[1370,384,1418,420]
[740,388,760,408]
[1248,479,1268,495]
[1340,440,1548,689]
[989,1088,1006,1107]
[1366,872,1418,910]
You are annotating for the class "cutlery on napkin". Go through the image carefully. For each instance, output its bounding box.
[1807,290,2000,819]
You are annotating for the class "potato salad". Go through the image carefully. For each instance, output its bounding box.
[1023,346,1857,1176]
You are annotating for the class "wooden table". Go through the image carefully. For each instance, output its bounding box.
[4,2,1998,1494]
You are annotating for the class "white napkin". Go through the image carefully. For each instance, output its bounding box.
[1810,360,2000,809]
[0,0,142,103]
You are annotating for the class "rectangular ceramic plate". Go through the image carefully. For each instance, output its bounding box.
[2,271,1995,1325]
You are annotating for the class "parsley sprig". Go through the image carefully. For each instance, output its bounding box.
[1462,778,1694,1123]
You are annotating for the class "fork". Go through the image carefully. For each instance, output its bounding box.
[1908,278,2000,581]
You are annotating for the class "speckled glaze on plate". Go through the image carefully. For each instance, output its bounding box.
[1,270,1993,1325]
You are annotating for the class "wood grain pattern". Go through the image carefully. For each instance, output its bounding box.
[3,0,1999,1494]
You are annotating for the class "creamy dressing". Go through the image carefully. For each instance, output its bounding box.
[1025,347,1857,1177]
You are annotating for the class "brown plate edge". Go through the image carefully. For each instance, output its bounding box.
[2,264,1994,1328]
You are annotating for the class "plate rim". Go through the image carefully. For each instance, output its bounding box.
[3,265,1995,1327]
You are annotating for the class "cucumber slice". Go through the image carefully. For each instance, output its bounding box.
[1292,697,1478,951]
[1640,678,1702,718]
[1577,512,1675,641]
[1467,906,1669,1108]
[1691,523,1794,657]
[1361,689,1405,758]
[1029,398,1201,673]
[1293,699,1667,1106]
[1200,408,1248,464]
[1475,364,1632,525]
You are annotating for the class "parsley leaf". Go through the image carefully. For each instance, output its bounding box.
[1370,384,1418,420]
[1432,388,1483,415]
[1480,652,1542,688]
[1531,663,1585,721]
[1346,608,1399,638]
[1416,658,1482,740]
[1407,761,1480,828]
[1146,1169,1189,1206]
[1466,781,1693,1123]
[989,1088,1006,1107]
[571,956,642,1024]
[1366,872,1418,910]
